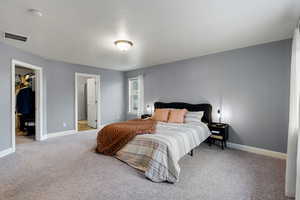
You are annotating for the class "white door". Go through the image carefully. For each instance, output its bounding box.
[87,78,97,128]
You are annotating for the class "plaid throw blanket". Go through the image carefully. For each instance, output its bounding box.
[115,137,178,182]
[115,122,211,183]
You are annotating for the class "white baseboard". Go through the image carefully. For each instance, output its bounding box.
[40,135,48,141]
[47,125,106,139]
[227,142,287,159]
[0,147,14,158]
[46,130,76,139]
[0,126,106,159]
[76,124,107,134]
[98,124,107,130]
[76,129,99,134]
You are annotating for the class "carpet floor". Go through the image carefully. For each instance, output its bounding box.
[16,135,35,145]
[0,131,290,200]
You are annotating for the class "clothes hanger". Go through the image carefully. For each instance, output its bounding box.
[19,76,31,89]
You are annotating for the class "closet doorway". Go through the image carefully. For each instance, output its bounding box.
[11,60,43,151]
[75,73,101,132]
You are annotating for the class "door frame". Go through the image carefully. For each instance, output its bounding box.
[11,59,44,152]
[75,72,101,132]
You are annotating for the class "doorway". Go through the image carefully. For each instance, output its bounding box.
[75,73,100,132]
[11,60,43,151]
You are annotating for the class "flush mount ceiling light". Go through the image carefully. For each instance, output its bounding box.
[28,9,43,17]
[114,40,133,51]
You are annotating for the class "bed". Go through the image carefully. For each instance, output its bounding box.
[115,102,212,183]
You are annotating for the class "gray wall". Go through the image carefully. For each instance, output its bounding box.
[0,39,291,153]
[77,76,88,121]
[0,42,125,152]
[126,40,291,153]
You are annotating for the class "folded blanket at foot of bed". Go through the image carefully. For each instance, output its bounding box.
[96,119,157,156]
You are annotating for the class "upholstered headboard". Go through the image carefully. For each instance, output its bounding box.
[154,102,212,124]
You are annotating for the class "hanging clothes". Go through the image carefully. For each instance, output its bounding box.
[16,87,34,115]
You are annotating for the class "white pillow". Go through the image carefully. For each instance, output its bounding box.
[185,111,204,123]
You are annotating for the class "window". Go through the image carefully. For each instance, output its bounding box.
[128,75,143,115]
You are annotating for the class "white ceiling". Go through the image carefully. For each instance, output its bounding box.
[0,0,299,71]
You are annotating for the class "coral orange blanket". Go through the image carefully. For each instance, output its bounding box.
[96,119,157,156]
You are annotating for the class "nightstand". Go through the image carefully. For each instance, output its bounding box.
[141,114,152,119]
[208,122,229,149]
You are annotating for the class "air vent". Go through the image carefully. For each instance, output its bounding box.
[4,32,27,42]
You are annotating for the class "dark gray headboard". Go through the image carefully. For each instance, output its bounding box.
[154,102,212,124]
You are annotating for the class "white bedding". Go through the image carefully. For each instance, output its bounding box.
[116,121,211,182]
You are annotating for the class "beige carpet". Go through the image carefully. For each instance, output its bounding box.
[16,135,35,145]
[0,132,291,200]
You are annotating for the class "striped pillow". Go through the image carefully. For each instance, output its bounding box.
[152,109,170,122]
[168,109,188,123]
[185,111,204,124]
